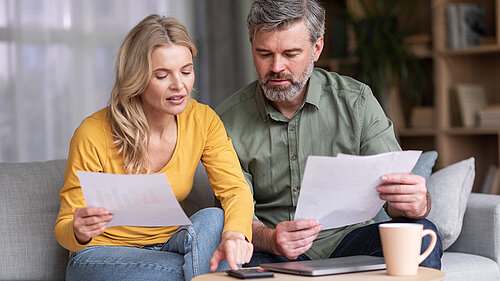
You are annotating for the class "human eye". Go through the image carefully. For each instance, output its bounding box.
[258,52,272,58]
[285,52,298,58]
[181,64,193,75]
[154,70,168,80]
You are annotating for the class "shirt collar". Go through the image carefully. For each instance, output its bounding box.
[254,68,322,122]
[304,68,321,110]
[255,84,271,122]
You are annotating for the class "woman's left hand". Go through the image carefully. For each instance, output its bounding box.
[209,230,254,271]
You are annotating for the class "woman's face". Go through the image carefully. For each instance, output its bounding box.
[141,44,194,118]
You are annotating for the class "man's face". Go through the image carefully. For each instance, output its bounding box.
[251,21,323,102]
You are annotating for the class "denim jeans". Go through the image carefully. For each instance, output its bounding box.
[245,217,443,270]
[66,207,229,281]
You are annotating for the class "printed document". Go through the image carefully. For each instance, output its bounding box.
[77,171,191,227]
[294,151,421,229]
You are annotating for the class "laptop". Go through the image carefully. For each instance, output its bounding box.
[260,255,386,276]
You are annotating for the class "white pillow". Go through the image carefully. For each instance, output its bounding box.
[426,157,475,250]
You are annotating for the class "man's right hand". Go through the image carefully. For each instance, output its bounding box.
[270,220,322,259]
[73,207,113,244]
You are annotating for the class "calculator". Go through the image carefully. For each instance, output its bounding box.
[226,268,275,279]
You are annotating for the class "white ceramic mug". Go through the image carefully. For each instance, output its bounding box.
[379,223,437,276]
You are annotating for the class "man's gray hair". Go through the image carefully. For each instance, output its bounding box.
[247,0,325,44]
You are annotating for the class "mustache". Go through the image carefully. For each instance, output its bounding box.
[264,72,294,83]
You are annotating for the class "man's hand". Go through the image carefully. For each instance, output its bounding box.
[272,220,322,259]
[251,219,320,260]
[209,231,253,271]
[377,173,429,219]
[73,207,113,244]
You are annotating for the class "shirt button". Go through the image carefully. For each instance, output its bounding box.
[293,186,299,192]
[291,155,297,161]
[289,125,295,131]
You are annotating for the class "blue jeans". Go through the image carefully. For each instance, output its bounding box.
[66,207,229,281]
[245,217,443,269]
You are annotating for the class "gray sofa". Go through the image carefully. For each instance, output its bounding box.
[1,159,499,280]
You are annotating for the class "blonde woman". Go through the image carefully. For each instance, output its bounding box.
[55,14,253,281]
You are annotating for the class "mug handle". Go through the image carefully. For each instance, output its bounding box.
[418,229,437,264]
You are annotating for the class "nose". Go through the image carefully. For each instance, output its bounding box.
[270,55,286,73]
[169,74,182,90]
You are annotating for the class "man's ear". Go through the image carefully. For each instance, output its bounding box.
[313,36,324,62]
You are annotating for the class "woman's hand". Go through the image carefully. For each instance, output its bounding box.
[209,231,254,271]
[73,207,113,244]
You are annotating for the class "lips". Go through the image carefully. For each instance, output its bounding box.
[166,95,186,105]
[268,79,290,86]
[167,96,184,100]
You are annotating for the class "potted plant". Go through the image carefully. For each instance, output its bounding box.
[341,0,428,116]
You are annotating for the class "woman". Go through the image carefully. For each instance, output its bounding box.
[55,14,254,281]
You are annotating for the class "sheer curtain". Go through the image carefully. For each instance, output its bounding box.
[0,0,195,162]
[193,0,255,107]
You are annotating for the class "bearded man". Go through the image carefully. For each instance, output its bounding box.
[216,0,442,269]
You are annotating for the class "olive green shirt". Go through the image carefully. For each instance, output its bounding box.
[216,68,401,259]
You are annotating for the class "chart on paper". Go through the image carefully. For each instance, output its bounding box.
[77,171,191,227]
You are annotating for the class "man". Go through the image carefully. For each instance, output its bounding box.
[216,0,442,268]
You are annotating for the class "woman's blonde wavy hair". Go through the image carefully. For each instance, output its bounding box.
[108,14,197,174]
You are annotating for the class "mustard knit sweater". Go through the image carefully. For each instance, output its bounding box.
[55,99,253,252]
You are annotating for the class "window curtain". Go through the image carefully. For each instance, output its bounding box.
[0,0,195,162]
[193,0,255,107]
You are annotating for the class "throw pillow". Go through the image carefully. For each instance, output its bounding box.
[426,157,475,250]
[412,150,438,180]
[373,151,438,222]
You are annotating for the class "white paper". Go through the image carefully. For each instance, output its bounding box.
[294,151,421,229]
[77,171,192,227]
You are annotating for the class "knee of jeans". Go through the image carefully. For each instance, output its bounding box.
[395,218,439,233]
[417,218,438,233]
[189,207,224,234]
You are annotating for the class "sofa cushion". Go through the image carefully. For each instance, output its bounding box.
[0,159,68,281]
[183,162,216,217]
[411,150,438,180]
[442,252,500,281]
[427,157,475,250]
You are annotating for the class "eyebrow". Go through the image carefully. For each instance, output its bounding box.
[153,63,193,72]
[255,47,303,53]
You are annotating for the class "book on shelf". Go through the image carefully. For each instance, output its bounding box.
[486,167,500,195]
[454,84,487,127]
[405,33,432,57]
[446,3,486,50]
[410,106,435,129]
[480,165,498,194]
[447,4,461,49]
[478,104,500,128]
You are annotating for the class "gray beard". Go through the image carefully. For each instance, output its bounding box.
[260,59,314,102]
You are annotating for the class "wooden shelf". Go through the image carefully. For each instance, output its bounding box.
[322,0,500,192]
[445,127,500,135]
[432,0,500,191]
[398,128,437,137]
[442,45,500,56]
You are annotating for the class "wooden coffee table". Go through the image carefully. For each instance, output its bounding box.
[193,267,445,281]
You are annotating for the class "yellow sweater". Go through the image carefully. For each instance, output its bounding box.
[55,99,253,252]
